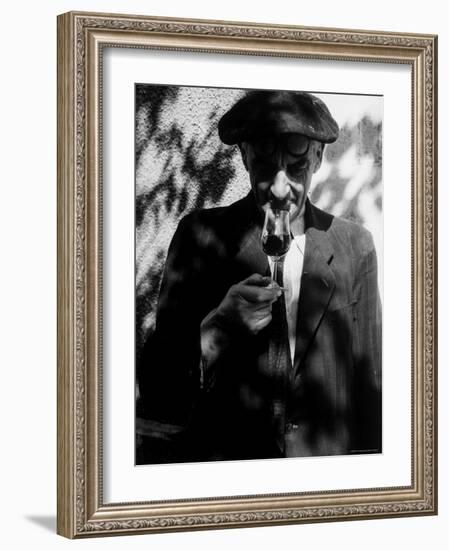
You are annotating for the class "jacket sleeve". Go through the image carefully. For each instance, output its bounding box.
[352,234,382,453]
[137,214,208,463]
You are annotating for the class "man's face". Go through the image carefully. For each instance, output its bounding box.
[241,133,324,222]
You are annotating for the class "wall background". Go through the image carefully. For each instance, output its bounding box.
[0,1,445,548]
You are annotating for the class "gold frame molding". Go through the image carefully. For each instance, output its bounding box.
[57,11,438,539]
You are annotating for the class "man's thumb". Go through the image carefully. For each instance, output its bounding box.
[243,273,272,287]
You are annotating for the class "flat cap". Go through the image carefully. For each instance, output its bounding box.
[218,90,339,145]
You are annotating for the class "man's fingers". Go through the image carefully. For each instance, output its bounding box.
[242,273,273,287]
[252,313,273,332]
[239,273,283,303]
[251,301,275,313]
[237,284,280,304]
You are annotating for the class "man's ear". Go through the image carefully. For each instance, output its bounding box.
[238,143,249,171]
[313,142,324,173]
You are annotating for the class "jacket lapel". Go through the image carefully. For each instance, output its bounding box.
[293,203,336,368]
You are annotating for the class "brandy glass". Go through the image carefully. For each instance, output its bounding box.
[261,207,291,285]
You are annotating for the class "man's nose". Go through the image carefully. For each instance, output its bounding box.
[270,169,290,201]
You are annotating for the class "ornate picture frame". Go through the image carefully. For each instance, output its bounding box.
[57,11,437,538]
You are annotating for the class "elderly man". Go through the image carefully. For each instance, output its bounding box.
[138,90,382,464]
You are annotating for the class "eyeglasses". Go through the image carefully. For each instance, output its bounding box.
[250,134,310,158]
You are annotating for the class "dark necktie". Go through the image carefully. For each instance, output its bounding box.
[268,260,291,455]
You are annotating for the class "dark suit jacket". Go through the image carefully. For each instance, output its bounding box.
[138,192,382,463]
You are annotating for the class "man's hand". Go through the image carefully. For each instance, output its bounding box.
[215,273,282,335]
[199,274,282,381]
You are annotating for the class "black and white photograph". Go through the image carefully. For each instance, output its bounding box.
[135,84,383,465]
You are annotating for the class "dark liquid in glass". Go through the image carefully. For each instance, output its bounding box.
[262,234,290,257]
